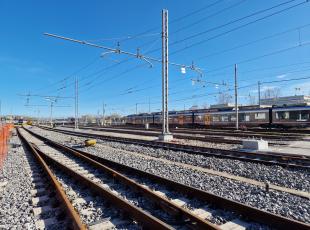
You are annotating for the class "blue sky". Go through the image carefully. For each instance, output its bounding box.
[1,0,310,117]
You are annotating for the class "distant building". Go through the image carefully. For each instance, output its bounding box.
[189,105,199,110]
[260,95,310,106]
[210,103,235,109]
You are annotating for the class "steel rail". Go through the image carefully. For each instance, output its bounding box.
[17,128,86,230]
[64,125,288,146]
[23,127,310,230]
[106,125,304,140]
[23,127,219,229]
[64,123,310,135]
[19,128,173,230]
[38,126,310,168]
[105,124,306,138]
[188,126,310,135]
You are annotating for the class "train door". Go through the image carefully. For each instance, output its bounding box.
[269,108,273,125]
[204,114,211,125]
[192,112,195,126]
[178,115,184,125]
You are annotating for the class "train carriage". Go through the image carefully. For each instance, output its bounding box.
[272,106,310,128]
[126,105,310,129]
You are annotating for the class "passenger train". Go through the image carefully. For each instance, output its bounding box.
[126,105,310,129]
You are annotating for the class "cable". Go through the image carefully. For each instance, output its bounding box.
[87,32,160,43]
[194,60,310,80]
[36,1,230,95]
[37,0,309,109]
[197,22,310,60]
[171,0,246,34]
[33,56,100,93]
[79,62,148,93]
[122,75,310,109]
[171,0,299,46]
[170,76,310,103]
[205,41,310,74]
[262,75,310,84]
[170,0,309,55]
[85,23,310,97]
[113,0,227,51]
[120,0,225,43]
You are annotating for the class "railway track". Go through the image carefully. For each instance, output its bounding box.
[100,125,304,140]
[65,125,245,145]
[17,128,86,229]
[20,127,310,230]
[38,125,310,169]
[114,124,310,136]
[168,127,305,140]
[64,125,290,146]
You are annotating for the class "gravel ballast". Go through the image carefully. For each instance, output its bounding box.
[0,130,35,229]
[31,126,310,191]
[27,127,310,224]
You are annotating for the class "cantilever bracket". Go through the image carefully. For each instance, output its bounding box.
[136,48,153,68]
[141,57,153,68]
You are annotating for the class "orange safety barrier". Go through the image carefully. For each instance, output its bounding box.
[0,124,13,170]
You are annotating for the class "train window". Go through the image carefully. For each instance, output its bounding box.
[289,111,300,120]
[291,111,310,121]
[301,111,309,120]
[221,115,229,122]
[212,116,219,122]
[239,114,249,121]
[255,113,266,119]
[195,115,203,121]
[276,111,289,120]
[230,115,236,121]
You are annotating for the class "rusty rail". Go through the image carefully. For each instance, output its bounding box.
[65,124,306,139]
[17,127,86,230]
[38,126,310,168]
[24,127,310,230]
[20,127,174,230]
[63,125,296,143]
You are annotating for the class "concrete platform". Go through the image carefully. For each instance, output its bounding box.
[57,127,158,141]
[268,136,310,156]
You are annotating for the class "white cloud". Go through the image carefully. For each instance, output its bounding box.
[276,74,287,79]
[0,55,48,76]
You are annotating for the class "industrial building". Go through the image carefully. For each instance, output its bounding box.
[260,95,310,106]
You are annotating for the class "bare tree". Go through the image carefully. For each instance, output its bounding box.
[218,92,232,104]
[262,87,281,99]
[248,94,256,105]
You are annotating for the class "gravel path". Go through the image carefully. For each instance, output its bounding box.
[0,130,36,229]
[28,126,310,224]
